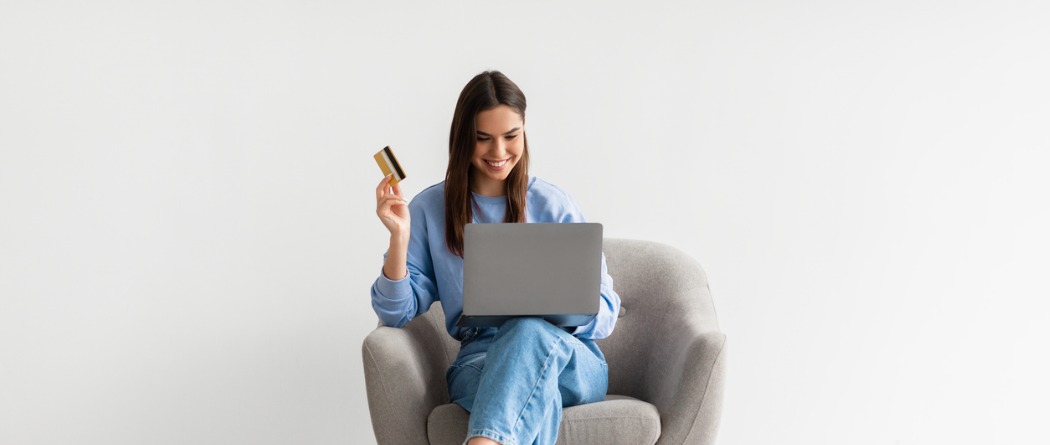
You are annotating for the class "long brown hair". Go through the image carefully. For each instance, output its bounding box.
[444,70,530,257]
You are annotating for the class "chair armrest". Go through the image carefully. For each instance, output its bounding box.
[649,328,727,445]
[362,326,450,445]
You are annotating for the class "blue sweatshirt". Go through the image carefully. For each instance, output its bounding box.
[370,176,621,341]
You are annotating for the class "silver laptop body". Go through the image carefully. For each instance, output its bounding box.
[456,222,603,328]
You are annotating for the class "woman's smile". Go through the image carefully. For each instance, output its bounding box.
[484,158,511,170]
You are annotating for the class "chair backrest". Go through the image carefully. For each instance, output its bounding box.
[404,238,718,400]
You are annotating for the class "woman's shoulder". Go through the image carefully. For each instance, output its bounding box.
[528,176,576,205]
[527,176,584,221]
[415,180,445,199]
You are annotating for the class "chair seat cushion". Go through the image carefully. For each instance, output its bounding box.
[426,394,660,445]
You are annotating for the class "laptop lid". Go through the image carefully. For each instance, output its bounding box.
[457,222,603,327]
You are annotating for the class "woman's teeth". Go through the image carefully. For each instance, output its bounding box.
[486,159,509,167]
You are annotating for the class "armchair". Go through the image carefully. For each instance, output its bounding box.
[362,239,727,444]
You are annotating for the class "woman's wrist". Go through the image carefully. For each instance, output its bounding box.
[382,234,410,280]
[382,265,408,281]
[389,233,410,248]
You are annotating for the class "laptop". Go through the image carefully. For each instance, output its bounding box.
[456,222,604,328]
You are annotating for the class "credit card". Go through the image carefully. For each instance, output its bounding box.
[373,146,406,185]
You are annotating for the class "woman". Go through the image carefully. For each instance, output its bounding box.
[371,70,620,445]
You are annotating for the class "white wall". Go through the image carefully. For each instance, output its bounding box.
[2,1,1048,444]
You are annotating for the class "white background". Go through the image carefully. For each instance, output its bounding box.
[2,1,1048,444]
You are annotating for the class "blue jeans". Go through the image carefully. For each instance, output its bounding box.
[446,317,609,445]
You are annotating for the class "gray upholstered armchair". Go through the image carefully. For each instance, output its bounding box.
[362,239,727,444]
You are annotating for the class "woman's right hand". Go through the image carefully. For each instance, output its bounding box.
[376,175,411,240]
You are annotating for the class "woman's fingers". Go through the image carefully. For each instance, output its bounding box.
[377,195,394,215]
[375,174,393,201]
[389,195,409,209]
[377,194,408,218]
[375,176,408,234]
[386,181,407,206]
[377,195,410,235]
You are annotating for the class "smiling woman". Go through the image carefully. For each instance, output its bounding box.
[370,70,622,445]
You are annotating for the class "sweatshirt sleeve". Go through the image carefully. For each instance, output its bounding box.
[572,251,620,340]
[369,199,439,327]
[551,188,621,340]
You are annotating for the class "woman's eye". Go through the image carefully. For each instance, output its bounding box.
[477,137,490,141]
[505,135,517,140]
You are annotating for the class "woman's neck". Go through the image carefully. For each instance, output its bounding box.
[471,175,505,197]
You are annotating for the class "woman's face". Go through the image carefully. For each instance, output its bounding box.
[470,104,525,196]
